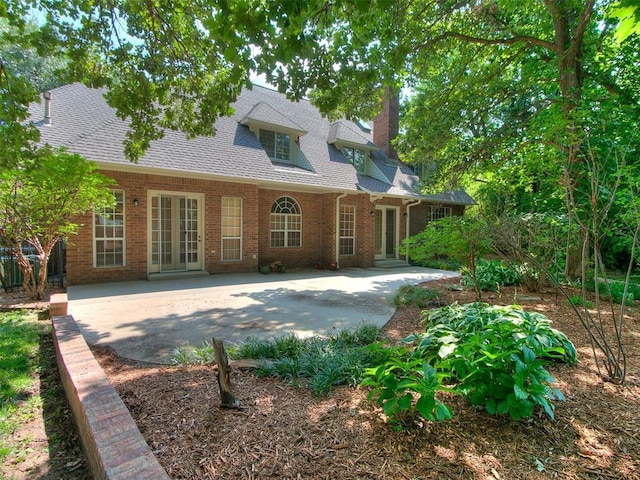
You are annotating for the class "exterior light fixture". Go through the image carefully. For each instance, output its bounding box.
[133,198,139,207]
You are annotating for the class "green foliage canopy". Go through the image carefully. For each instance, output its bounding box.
[0,151,115,298]
[2,0,634,167]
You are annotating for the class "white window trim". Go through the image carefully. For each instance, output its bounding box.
[93,189,126,268]
[427,205,452,222]
[259,128,294,163]
[221,197,243,262]
[270,196,303,248]
[339,204,356,256]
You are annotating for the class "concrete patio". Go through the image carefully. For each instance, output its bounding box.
[67,266,459,363]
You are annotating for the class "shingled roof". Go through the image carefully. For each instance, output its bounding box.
[30,83,475,204]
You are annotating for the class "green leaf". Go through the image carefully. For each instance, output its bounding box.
[415,393,436,419]
[513,383,529,400]
[435,402,453,421]
[486,397,497,415]
[438,342,457,359]
[396,394,413,411]
[382,398,398,416]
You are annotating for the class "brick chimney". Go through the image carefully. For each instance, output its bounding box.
[372,88,399,159]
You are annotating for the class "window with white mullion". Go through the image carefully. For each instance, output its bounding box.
[94,190,125,267]
[426,206,452,222]
[222,197,242,261]
[343,146,366,173]
[270,196,302,247]
[339,205,355,256]
[259,129,291,162]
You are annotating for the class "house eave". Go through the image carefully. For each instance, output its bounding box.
[357,184,423,202]
[93,161,361,195]
[240,118,307,137]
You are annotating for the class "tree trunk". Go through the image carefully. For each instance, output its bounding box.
[212,337,240,409]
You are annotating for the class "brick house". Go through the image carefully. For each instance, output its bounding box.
[31,83,474,285]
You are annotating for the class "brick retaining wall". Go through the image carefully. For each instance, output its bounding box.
[51,314,170,480]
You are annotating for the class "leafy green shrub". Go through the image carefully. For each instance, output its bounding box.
[362,354,453,428]
[583,278,638,306]
[361,302,576,427]
[393,284,441,308]
[401,215,492,300]
[462,259,523,292]
[567,294,594,308]
[411,257,462,271]
[415,302,576,420]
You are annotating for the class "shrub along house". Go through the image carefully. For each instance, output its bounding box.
[30,83,474,285]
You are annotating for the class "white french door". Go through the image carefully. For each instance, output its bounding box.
[374,206,399,260]
[148,192,203,273]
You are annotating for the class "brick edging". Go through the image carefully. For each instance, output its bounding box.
[51,315,170,480]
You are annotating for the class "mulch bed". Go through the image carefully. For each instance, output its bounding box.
[91,279,640,479]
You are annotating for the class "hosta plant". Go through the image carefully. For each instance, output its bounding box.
[361,354,453,428]
[414,302,577,420]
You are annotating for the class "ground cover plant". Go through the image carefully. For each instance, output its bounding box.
[170,324,387,396]
[392,284,441,308]
[584,277,640,306]
[461,259,524,293]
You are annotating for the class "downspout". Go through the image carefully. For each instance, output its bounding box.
[335,193,347,268]
[404,199,422,264]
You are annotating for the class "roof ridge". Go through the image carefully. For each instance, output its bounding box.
[64,114,122,148]
[335,120,371,145]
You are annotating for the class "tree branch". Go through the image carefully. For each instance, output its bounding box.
[566,0,596,61]
[439,31,556,52]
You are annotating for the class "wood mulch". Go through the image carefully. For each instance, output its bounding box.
[90,279,640,480]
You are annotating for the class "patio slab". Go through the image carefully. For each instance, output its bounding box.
[67,267,459,364]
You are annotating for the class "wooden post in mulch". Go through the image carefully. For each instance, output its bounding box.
[211,337,240,409]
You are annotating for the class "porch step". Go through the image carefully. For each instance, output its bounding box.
[374,259,409,269]
[147,271,210,281]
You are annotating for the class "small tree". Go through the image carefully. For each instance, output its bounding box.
[401,215,492,301]
[0,150,115,299]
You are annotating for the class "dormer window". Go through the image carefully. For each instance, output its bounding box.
[259,129,291,162]
[240,101,309,168]
[343,146,366,173]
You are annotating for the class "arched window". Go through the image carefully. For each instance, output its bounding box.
[270,196,302,247]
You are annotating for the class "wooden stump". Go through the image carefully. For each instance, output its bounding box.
[212,337,240,408]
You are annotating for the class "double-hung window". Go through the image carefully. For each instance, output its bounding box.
[339,205,355,256]
[259,129,291,162]
[94,190,125,267]
[222,197,242,261]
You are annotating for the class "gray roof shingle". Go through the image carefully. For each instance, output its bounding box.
[29,83,475,204]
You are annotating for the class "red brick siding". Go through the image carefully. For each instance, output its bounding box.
[66,170,261,285]
[257,190,326,269]
[65,169,438,284]
[409,203,466,237]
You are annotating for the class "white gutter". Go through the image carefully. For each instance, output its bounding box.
[335,192,347,268]
[404,198,422,264]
